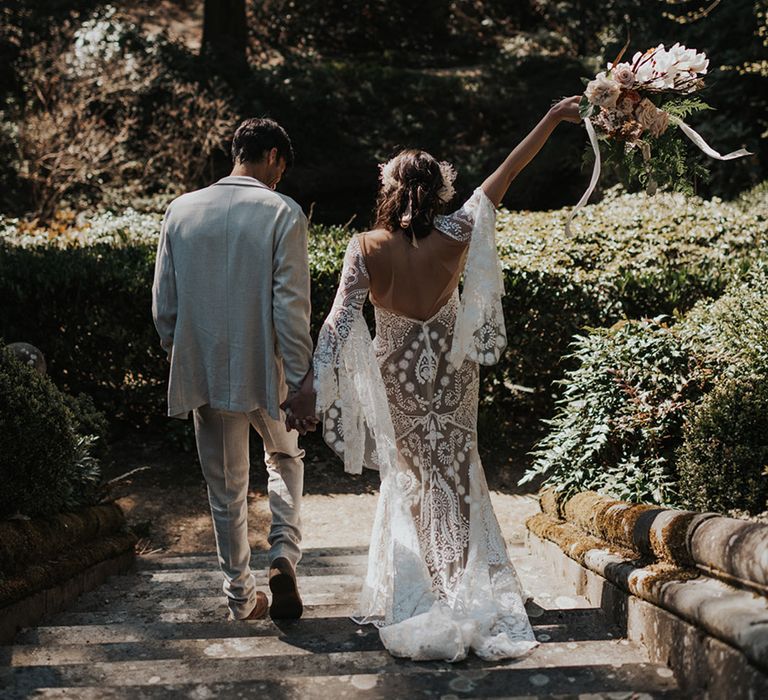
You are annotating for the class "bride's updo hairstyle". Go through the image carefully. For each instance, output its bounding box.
[375,149,457,242]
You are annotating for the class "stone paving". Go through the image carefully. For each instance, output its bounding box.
[0,493,681,698]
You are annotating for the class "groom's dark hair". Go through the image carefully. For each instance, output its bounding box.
[231,118,295,168]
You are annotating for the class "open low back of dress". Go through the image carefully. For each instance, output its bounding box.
[359,226,469,322]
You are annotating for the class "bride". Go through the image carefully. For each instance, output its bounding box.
[285,96,582,662]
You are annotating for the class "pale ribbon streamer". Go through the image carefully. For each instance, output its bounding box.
[566,115,753,234]
[669,115,753,162]
[565,117,601,235]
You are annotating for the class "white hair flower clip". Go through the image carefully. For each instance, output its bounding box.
[379,158,399,191]
[437,161,457,203]
[378,155,457,204]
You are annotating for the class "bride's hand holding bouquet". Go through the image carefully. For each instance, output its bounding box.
[568,41,752,231]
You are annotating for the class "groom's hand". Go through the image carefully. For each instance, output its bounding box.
[281,390,319,435]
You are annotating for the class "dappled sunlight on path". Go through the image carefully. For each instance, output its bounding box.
[0,489,681,697]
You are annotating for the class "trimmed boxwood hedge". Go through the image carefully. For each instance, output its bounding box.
[0,184,766,434]
[0,346,104,518]
[677,374,768,515]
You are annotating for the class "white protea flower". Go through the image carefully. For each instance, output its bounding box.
[668,42,709,75]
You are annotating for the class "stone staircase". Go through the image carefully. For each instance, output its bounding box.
[0,540,681,698]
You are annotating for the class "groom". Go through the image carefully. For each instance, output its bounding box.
[152,117,316,621]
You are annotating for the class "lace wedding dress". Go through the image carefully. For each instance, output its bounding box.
[313,188,538,662]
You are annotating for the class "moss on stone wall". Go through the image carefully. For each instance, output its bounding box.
[0,532,136,608]
[0,503,126,577]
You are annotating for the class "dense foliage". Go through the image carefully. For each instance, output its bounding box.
[524,262,768,515]
[486,184,767,419]
[1,184,766,436]
[677,374,768,514]
[521,320,705,505]
[1,2,765,221]
[0,346,105,518]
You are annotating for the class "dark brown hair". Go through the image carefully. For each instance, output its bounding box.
[375,149,446,239]
[231,117,294,168]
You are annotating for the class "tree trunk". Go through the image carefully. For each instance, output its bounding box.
[201,0,247,74]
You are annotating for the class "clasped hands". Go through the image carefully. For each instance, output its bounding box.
[281,384,319,435]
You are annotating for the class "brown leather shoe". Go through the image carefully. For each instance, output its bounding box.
[229,591,268,621]
[269,557,303,620]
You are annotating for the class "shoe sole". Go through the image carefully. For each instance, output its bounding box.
[269,572,303,619]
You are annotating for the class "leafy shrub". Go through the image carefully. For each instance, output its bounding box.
[525,263,768,512]
[9,6,236,218]
[677,374,768,515]
[1,184,767,432]
[61,391,109,455]
[0,346,104,518]
[521,320,706,505]
[680,261,768,378]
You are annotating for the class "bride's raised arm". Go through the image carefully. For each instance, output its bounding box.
[481,95,582,207]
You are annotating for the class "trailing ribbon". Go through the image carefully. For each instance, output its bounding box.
[565,117,601,235]
[566,116,753,235]
[669,115,753,161]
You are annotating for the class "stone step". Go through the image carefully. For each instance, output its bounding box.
[2,623,635,668]
[38,604,613,635]
[102,573,363,592]
[13,601,627,647]
[0,666,683,700]
[132,566,367,581]
[1,644,679,695]
[36,604,358,627]
[138,547,370,564]
[13,615,376,645]
[137,553,370,571]
[69,591,356,613]
[2,628,380,666]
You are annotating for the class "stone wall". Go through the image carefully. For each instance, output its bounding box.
[0,502,136,643]
[527,489,768,698]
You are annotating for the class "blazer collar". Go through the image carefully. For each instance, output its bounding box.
[214,175,271,189]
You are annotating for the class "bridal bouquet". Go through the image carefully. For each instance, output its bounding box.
[569,42,751,231]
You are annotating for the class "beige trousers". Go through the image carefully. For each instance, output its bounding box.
[193,404,304,619]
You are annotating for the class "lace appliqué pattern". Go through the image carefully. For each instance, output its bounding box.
[442,188,508,368]
[313,198,537,663]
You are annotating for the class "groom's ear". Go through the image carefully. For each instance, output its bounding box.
[267,147,279,166]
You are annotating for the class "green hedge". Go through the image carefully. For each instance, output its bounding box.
[524,261,768,515]
[0,346,105,518]
[677,374,768,515]
[1,185,767,434]
[0,243,166,427]
[492,185,767,398]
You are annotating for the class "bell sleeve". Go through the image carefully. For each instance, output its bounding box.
[439,187,507,367]
[313,235,398,475]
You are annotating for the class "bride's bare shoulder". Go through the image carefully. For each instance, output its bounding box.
[358,228,396,251]
[359,227,393,240]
